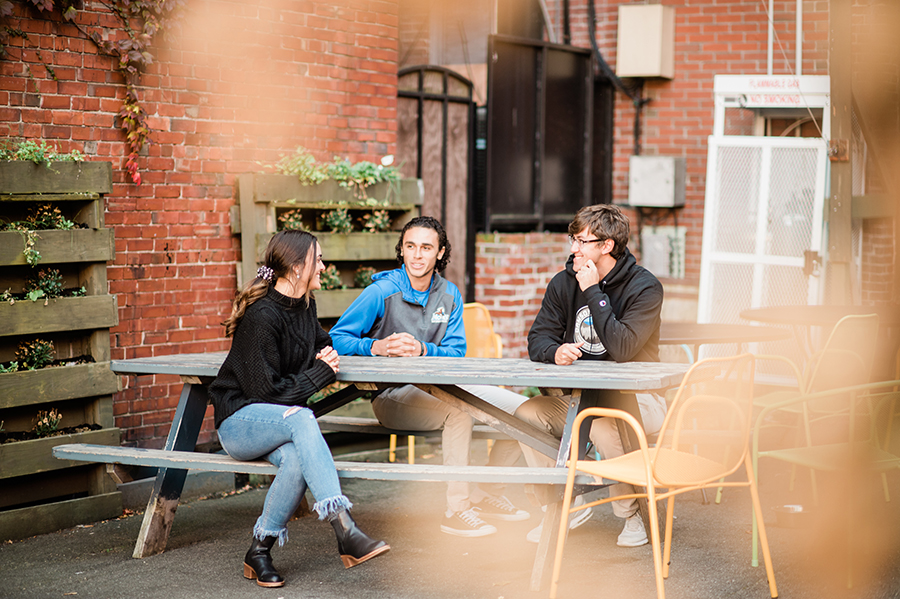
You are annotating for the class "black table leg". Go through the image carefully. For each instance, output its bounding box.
[132,381,209,558]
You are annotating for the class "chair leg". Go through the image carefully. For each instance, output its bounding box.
[389,434,397,463]
[646,487,667,599]
[746,455,778,598]
[662,495,676,579]
[549,469,577,599]
[408,435,415,464]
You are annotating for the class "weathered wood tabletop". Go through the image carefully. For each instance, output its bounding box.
[112,353,690,390]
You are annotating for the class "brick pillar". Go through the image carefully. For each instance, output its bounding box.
[474,232,570,358]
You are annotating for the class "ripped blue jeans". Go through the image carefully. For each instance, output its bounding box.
[217,404,351,545]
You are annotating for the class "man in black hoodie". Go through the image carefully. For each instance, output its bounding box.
[516,204,666,547]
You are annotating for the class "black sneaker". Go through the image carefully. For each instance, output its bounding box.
[440,507,497,537]
[475,495,530,521]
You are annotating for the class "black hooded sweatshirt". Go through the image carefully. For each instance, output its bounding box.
[527,248,663,364]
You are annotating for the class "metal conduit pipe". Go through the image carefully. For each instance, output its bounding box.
[586,0,649,156]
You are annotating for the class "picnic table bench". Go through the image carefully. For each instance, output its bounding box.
[53,353,690,590]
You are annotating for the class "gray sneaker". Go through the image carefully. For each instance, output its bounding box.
[441,507,497,537]
[617,513,649,547]
[475,495,530,521]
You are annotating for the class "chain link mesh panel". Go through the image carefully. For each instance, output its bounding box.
[700,137,827,374]
[713,145,761,255]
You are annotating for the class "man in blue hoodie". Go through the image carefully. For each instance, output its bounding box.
[330,216,528,538]
[517,204,666,547]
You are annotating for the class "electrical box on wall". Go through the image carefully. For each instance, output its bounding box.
[616,4,675,79]
[641,226,686,279]
[628,155,686,208]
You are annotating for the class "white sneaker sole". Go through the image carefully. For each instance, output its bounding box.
[440,524,497,538]
[478,510,530,522]
[617,535,649,547]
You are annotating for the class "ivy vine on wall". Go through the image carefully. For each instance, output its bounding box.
[0,0,185,185]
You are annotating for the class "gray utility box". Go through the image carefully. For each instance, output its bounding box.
[628,155,686,208]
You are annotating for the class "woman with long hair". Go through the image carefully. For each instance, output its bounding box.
[209,230,389,588]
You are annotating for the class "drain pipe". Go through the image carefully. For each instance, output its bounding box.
[587,0,649,156]
[767,0,774,75]
[538,0,558,44]
[796,0,802,75]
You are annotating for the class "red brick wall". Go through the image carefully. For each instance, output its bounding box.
[1,0,399,448]
[474,233,570,358]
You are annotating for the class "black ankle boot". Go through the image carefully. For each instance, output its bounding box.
[243,536,285,588]
[329,510,390,569]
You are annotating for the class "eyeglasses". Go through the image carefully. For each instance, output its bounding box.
[568,236,604,250]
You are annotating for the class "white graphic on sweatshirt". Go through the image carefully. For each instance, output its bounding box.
[573,305,607,355]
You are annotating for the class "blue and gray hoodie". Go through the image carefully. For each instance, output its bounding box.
[330,267,466,357]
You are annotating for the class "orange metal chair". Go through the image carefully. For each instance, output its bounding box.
[549,354,778,599]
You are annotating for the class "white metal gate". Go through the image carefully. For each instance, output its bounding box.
[697,135,828,329]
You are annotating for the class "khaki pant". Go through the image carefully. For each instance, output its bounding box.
[515,392,667,518]
[372,384,526,513]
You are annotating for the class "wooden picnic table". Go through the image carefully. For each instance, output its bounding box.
[659,321,792,362]
[740,305,900,377]
[81,353,690,590]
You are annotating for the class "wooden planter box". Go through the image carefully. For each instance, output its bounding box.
[0,295,118,337]
[235,174,423,320]
[255,231,399,264]
[0,161,112,195]
[315,289,365,319]
[1,160,121,539]
[0,427,121,479]
[249,177,421,207]
[0,228,115,266]
[0,361,120,410]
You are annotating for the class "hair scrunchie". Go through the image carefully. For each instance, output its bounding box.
[256,265,275,283]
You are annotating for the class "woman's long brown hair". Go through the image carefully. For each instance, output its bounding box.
[223,230,318,337]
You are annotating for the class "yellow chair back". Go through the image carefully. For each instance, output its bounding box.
[462,302,502,358]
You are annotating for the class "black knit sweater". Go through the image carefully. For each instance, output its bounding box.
[209,287,337,428]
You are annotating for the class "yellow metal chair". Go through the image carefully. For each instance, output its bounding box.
[389,302,503,463]
[750,314,880,504]
[462,302,503,359]
[549,354,778,599]
[751,379,900,584]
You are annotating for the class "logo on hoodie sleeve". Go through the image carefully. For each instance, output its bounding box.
[574,305,607,355]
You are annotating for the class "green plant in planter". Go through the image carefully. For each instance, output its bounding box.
[319,264,344,290]
[0,362,17,374]
[278,209,307,231]
[15,339,55,371]
[273,147,329,186]
[0,139,85,168]
[361,209,392,233]
[26,204,76,231]
[32,409,62,437]
[354,266,377,289]
[24,268,65,301]
[327,157,399,199]
[273,147,400,199]
[317,207,352,234]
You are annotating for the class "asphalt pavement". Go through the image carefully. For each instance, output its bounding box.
[2,444,900,599]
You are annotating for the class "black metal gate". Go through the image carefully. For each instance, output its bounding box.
[397,65,475,299]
